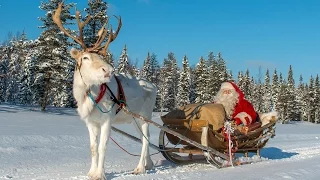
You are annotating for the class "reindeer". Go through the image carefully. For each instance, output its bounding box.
[53,3,157,180]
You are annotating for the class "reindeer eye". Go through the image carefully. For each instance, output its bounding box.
[83,57,89,60]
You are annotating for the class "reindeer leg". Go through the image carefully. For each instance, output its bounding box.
[133,121,153,174]
[95,120,111,180]
[87,122,100,179]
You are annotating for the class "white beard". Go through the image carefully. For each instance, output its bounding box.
[214,89,239,119]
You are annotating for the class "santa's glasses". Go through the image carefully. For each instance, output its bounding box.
[222,89,232,95]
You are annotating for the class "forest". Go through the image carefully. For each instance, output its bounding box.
[0,0,319,124]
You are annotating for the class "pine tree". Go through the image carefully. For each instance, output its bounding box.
[83,0,109,47]
[149,53,160,85]
[0,43,12,102]
[141,52,152,81]
[296,75,306,121]
[271,69,279,111]
[242,69,252,100]
[286,65,297,120]
[262,69,272,112]
[5,33,25,104]
[217,52,228,83]
[158,58,172,112]
[36,0,75,110]
[117,44,130,74]
[237,71,244,89]
[314,75,320,123]
[307,76,315,122]
[189,66,197,103]
[177,55,190,106]
[207,51,219,100]
[277,78,288,123]
[195,56,208,103]
[15,34,35,105]
[167,52,179,109]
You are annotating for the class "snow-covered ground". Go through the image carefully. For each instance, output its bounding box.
[0,104,320,180]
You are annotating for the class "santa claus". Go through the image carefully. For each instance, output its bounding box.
[214,81,257,126]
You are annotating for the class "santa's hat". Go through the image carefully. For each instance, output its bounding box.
[220,81,245,100]
[220,82,235,90]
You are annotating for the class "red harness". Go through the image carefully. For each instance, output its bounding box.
[94,76,126,113]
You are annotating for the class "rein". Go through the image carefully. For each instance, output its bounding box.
[87,76,126,114]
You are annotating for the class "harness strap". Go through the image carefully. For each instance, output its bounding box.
[95,83,107,104]
[105,75,127,114]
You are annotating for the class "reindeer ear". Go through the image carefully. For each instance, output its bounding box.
[70,48,81,60]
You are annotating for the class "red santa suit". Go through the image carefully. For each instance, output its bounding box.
[215,82,257,126]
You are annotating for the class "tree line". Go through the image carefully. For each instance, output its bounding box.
[0,0,319,124]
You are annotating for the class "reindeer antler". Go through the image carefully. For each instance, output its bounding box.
[52,2,91,50]
[52,2,122,57]
[88,15,122,57]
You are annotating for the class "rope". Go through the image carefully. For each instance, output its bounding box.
[88,92,116,113]
[109,136,160,157]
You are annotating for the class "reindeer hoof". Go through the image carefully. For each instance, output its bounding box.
[88,172,106,180]
[132,166,146,174]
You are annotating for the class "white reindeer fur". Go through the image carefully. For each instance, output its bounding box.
[71,48,157,180]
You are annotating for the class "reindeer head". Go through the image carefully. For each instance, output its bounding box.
[52,2,121,86]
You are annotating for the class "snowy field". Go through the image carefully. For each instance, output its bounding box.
[0,104,320,180]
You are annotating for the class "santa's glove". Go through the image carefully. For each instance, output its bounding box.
[234,117,242,125]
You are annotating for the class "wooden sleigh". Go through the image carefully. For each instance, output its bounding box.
[114,103,277,169]
[158,103,277,167]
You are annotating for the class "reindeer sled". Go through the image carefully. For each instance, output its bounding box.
[120,103,277,169]
[157,103,277,168]
[52,3,277,179]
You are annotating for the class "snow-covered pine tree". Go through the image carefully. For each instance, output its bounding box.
[195,56,209,103]
[177,55,190,106]
[0,43,11,102]
[227,70,234,81]
[14,33,35,105]
[158,58,173,112]
[207,51,219,100]
[189,66,197,103]
[277,72,288,123]
[83,0,109,47]
[296,75,306,121]
[237,71,244,89]
[271,69,279,112]
[36,0,75,110]
[150,53,160,85]
[307,76,315,122]
[286,65,297,120]
[216,52,228,83]
[242,69,252,100]
[141,52,152,81]
[117,44,130,74]
[262,69,272,112]
[314,75,320,123]
[106,51,114,67]
[168,52,180,108]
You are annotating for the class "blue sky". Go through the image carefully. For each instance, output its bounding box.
[0,0,319,82]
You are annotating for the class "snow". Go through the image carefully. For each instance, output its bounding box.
[1,104,320,180]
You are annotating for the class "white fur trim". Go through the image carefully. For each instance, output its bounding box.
[220,82,235,90]
[259,111,278,126]
[235,112,252,125]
